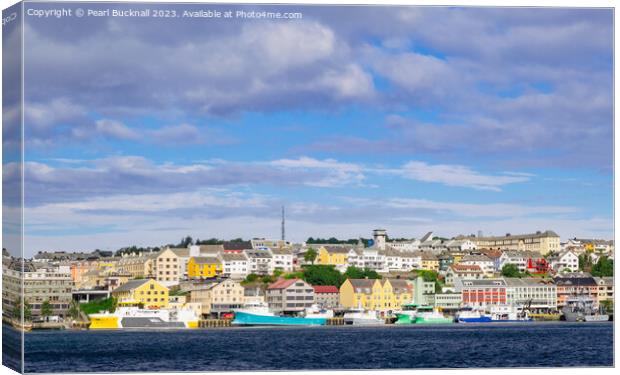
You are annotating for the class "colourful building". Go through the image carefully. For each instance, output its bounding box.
[187,256,223,279]
[339,278,412,311]
[111,279,169,308]
[316,246,350,268]
[421,254,440,272]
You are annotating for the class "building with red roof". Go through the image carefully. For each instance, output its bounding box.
[313,285,340,308]
[266,278,315,314]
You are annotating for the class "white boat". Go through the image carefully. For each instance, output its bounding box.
[304,304,334,319]
[89,306,199,329]
[343,309,384,325]
[489,305,532,322]
[234,301,274,317]
[456,308,492,323]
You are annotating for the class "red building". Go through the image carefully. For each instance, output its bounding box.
[526,257,550,274]
[457,279,507,308]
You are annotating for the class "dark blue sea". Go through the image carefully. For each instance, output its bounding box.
[3,322,614,372]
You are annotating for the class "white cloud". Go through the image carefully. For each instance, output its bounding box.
[390,161,531,191]
[95,119,140,140]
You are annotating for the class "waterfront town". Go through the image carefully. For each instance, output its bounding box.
[2,228,614,329]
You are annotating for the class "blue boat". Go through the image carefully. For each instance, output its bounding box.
[232,311,327,326]
[456,309,493,323]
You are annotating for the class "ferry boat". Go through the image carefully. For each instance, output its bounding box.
[456,307,492,323]
[343,308,385,325]
[88,305,199,329]
[414,305,453,324]
[232,302,330,326]
[395,303,418,324]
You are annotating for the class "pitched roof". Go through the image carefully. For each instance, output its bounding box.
[223,241,252,251]
[420,232,434,242]
[267,278,299,290]
[322,246,353,254]
[220,253,248,261]
[191,256,221,265]
[450,264,482,273]
[313,285,339,294]
[461,254,492,263]
[199,245,224,254]
[348,278,378,291]
[386,279,411,292]
[169,248,189,257]
[112,279,151,293]
[270,248,293,255]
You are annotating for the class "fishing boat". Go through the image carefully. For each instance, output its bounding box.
[304,304,334,319]
[561,296,608,322]
[232,302,329,326]
[414,305,453,324]
[89,305,199,329]
[343,308,385,325]
[489,305,532,322]
[395,303,418,324]
[456,307,492,323]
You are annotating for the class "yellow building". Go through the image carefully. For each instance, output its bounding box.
[316,246,351,267]
[462,230,561,255]
[187,257,223,279]
[117,254,155,279]
[188,279,245,317]
[339,278,412,311]
[111,278,169,308]
[421,254,440,272]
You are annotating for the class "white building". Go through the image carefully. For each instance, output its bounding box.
[504,278,557,312]
[445,264,484,285]
[244,250,274,275]
[219,253,249,279]
[459,254,494,277]
[271,248,294,272]
[548,250,579,273]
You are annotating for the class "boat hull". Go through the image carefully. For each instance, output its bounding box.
[415,317,453,324]
[344,317,385,325]
[395,313,415,325]
[457,316,492,323]
[232,311,327,326]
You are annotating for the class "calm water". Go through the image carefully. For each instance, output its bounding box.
[5,322,614,372]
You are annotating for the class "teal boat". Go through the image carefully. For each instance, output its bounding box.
[414,305,453,324]
[232,311,327,326]
[395,303,419,325]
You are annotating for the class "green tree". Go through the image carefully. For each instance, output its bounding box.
[591,256,613,277]
[68,300,80,320]
[12,297,31,321]
[342,266,381,280]
[243,273,259,284]
[304,248,318,265]
[302,265,344,286]
[501,264,521,278]
[41,300,53,320]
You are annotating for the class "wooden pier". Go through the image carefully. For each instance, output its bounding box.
[199,319,232,328]
[326,318,344,325]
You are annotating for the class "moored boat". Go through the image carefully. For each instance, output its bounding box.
[232,301,330,326]
[343,309,385,325]
[456,307,492,323]
[414,305,453,324]
[561,296,608,322]
[89,305,199,329]
[489,305,532,322]
[395,303,418,325]
[232,311,327,326]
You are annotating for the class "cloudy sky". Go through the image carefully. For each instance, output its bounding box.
[2,3,613,256]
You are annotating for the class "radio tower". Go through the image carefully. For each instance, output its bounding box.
[281,206,286,241]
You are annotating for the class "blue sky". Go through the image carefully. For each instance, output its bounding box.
[2,4,613,255]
